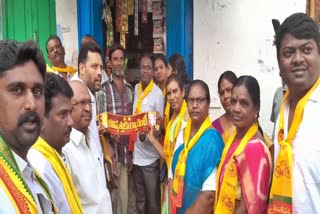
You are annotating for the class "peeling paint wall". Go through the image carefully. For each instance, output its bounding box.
[194,0,306,136]
[55,0,78,68]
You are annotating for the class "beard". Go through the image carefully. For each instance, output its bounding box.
[113,69,124,77]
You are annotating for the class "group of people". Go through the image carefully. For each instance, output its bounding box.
[0,12,319,214]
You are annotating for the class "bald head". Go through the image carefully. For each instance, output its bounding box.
[69,80,92,134]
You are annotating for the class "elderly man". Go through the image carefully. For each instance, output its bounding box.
[269,13,320,213]
[63,80,112,213]
[71,42,104,161]
[46,35,77,79]
[97,43,133,214]
[28,73,83,213]
[0,40,55,213]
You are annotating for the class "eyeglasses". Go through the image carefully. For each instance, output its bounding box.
[73,99,93,108]
[140,65,153,71]
[186,97,207,105]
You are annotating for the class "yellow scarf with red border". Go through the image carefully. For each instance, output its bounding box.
[171,116,211,211]
[33,137,84,213]
[0,136,57,214]
[214,123,258,213]
[46,64,77,76]
[268,77,320,213]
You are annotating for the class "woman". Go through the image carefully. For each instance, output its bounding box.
[168,53,190,86]
[215,76,272,214]
[147,74,189,164]
[154,54,172,128]
[170,80,224,214]
[212,71,237,143]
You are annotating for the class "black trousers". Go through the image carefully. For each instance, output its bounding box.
[133,159,161,214]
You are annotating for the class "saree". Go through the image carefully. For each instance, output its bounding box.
[212,118,234,144]
[215,136,272,214]
[171,128,224,214]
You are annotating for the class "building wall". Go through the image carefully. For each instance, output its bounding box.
[194,0,306,136]
[55,0,78,68]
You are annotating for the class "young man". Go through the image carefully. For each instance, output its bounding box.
[28,73,83,213]
[0,40,55,213]
[133,54,164,214]
[71,42,104,161]
[96,43,133,214]
[46,35,77,79]
[269,13,320,213]
[63,81,112,213]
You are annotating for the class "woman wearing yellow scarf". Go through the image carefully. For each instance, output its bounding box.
[169,80,224,214]
[215,76,272,214]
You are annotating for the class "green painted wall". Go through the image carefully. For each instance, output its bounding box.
[2,0,56,63]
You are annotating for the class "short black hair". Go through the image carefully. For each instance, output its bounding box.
[218,70,237,93]
[166,74,187,91]
[108,42,126,59]
[0,40,46,80]
[169,53,190,84]
[154,54,168,67]
[186,79,211,104]
[139,54,154,67]
[44,73,74,116]
[78,42,102,71]
[46,35,63,53]
[275,13,320,59]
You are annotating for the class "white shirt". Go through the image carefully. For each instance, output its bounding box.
[168,130,217,191]
[28,148,71,214]
[63,128,112,214]
[132,83,164,166]
[71,73,103,159]
[274,85,320,214]
[0,152,53,214]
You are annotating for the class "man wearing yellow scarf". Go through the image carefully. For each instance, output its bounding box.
[0,40,56,213]
[28,73,83,213]
[268,13,320,214]
[46,35,77,80]
[133,55,164,214]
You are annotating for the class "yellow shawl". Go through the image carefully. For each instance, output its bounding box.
[135,80,154,113]
[46,64,77,76]
[33,137,84,213]
[163,100,187,168]
[268,77,320,213]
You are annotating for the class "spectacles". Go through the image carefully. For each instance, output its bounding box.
[186,97,207,105]
[140,65,153,71]
[73,99,93,108]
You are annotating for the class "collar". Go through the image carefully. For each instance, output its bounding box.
[13,151,35,180]
[309,82,320,102]
[70,128,89,147]
[108,74,132,89]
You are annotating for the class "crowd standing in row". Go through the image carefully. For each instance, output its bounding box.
[0,12,319,214]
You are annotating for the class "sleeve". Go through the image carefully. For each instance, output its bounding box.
[201,167,217,191]
[200,130,224,188]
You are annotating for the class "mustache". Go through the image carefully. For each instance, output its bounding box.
[17,112,41,127]
[65,127,72,135]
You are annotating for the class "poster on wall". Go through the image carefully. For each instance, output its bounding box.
[152,0,165,54]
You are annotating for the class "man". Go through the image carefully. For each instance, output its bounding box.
[269,13,320,213]
[71,42,104,160]
[0,40,55,213]
[63,81,112,213]
[28,73,83,213]
[97,43,133,214]
[46,35,77,79]
[133,54,164,214]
